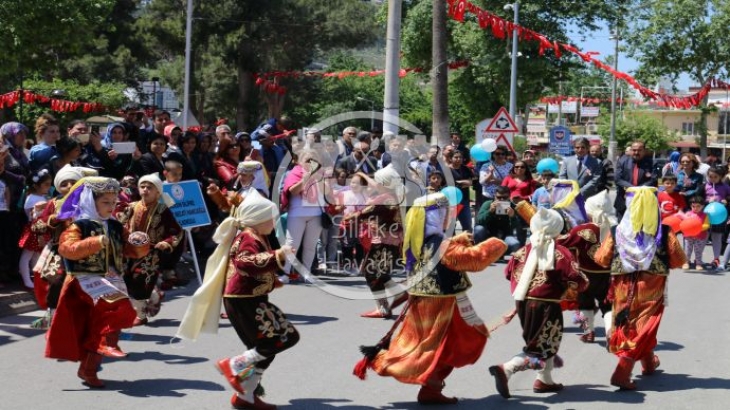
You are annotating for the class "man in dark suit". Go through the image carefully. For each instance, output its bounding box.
[614,141,657,219]
[336,141,378,176]
[559,137,603,198]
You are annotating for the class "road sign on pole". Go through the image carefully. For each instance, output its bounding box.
[484,107,518,154]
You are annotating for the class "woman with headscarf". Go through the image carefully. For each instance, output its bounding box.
[176,190,298,409]
[353,192,508,404]
[46,177,137,388]
[489,208,588,399]
[661,151,681,177]
[593,187,686,390]
[1,121,31,177]
[84,123,141,180]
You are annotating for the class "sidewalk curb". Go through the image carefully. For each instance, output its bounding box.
[0,290,39,318]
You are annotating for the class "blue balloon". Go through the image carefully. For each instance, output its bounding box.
[470,145,489,162]
[536,158,560,174]
[442,186,463,206]
[705,202,728,225]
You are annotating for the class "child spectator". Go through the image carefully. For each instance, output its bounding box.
[657,174,686,217]
[704,166,730,268]
[683,196,710,270]
[531,171,555,209]
[17,169,53,289]
[427,170,446,193]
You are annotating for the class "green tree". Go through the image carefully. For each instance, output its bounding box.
[597,111,678,153]
[138,0,380,130]
[399,0,626,138]
[624,0,730,157]
[0,0,115,85]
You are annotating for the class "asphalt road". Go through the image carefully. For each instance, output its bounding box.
[2,248,730,410]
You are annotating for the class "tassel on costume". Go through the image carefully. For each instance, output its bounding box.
[352,299,411,380]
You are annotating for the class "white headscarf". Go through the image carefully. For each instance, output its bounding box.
[176,190,278,341]
[138,173,175,207]
[54,164,98,192]
[513,208,564,301]
[585,189,617,242]
[374,164,405,201]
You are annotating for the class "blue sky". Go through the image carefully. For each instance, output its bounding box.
[570,25,694,93]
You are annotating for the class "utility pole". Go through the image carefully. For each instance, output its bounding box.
[608,22,621,162]
[383,0,402,134]
[507,2,520,120]
[432,0,450,146]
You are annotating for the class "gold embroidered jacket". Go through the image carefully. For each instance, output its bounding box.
[224,228,286,298]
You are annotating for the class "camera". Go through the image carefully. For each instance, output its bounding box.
[495,201,511,215]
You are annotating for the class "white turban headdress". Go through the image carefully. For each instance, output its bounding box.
[512,208,564,301]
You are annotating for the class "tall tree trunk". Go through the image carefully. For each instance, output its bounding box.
[432,0,449,146]
[264,78,286,119]
[237,66,252,131]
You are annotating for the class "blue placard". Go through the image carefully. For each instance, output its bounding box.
[548,126,573,156]
[162,181,212,229]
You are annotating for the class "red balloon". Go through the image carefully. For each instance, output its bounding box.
[662,215,682,234]
[680,217,703,237]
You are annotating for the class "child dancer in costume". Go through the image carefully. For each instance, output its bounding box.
[31,165,97,329]
[116,173,182,326]
[489,208,588,399]
[343,166,407,318]
[46,177,138,388]
[18,169,52,289]
[353,192,508,404]
[594,186,686,390]
[177,191,297,409]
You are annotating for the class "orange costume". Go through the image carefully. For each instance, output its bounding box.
[354,192,507,405]
[594,187,686,390]
[44,177,137,389]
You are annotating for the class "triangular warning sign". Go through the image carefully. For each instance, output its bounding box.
[485,107,518,133]
[494,133,515,155]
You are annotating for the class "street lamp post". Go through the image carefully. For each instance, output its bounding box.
[357,97,375,131]
[608,24,621,162]
[722,85,730,162]
[505,2,519,120]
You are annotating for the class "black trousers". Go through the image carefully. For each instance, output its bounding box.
[224,296,299,369]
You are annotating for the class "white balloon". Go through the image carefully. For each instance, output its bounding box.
[481,138,498,152]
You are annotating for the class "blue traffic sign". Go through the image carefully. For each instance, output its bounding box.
[162,181,212,229]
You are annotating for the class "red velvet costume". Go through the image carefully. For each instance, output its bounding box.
[46,219,137,362]
[117,200,183,300]
[557,223,611,321]
[221,226,299,403]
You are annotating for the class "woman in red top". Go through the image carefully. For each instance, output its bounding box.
[213,140,242,190]
[501,161,538,245]
[502,161,539,202]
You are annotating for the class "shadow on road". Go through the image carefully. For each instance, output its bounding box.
[637,372,730,392]
[284,398,380,409]
[104,378,225,397]
[285,313,339,325]
[121,350,209,365]
[654,341,684,352]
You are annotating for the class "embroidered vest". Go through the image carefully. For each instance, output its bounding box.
[65,219,125,276]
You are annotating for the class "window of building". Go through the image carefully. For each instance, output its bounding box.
[720,112,730,135]
[681,122,695,135]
